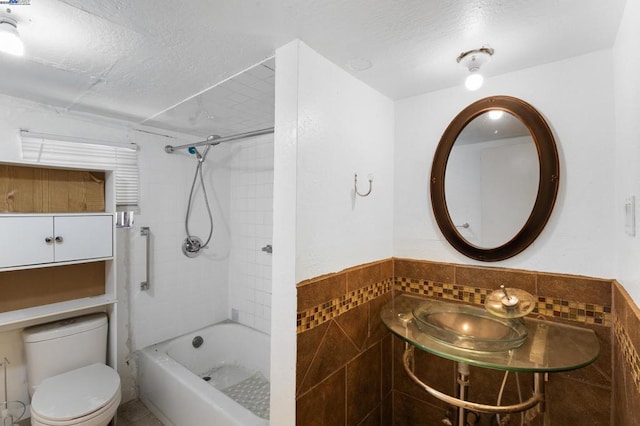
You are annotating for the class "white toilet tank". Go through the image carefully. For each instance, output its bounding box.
[23,313,108,397]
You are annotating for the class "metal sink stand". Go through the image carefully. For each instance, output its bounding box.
[383,295,600,426]
[403,344,545,426]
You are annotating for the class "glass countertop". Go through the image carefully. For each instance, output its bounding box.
[382,294,600,373]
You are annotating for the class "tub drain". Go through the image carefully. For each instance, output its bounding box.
[202,376,211,382]
[192,336,204,348]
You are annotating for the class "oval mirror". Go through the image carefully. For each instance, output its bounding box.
[431,96,559,261]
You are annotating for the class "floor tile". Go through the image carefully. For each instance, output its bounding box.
[117,400,162,426]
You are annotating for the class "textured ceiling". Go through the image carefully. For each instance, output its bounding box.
[0,0,627,138]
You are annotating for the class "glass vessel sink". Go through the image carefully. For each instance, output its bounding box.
[412,301,528,352]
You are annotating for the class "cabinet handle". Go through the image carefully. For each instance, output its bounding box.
[54,236,64,243]
[45,237,53,244]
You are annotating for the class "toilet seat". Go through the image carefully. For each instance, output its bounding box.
[31,391,120,426]
[30,363,121,426]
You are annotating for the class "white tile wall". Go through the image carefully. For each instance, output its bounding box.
[125,130,273,348]
[128,138,231,350]
[228,134,273,334]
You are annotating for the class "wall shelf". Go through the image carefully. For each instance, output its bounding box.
[0,256,113,273]
[0,294,117,332]
[0,160,117,352]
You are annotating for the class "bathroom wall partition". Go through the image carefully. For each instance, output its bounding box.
[271,40,396,425]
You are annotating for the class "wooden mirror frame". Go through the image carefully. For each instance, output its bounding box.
[430,96,560,261]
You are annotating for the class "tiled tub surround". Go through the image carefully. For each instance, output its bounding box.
[296,258,624,425]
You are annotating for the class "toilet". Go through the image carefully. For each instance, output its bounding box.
[23,313,121,426]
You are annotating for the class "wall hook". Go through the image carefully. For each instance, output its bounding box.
[354,173,373,197]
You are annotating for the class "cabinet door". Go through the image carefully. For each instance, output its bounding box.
[53,215,113,262]
[0,216,54,268]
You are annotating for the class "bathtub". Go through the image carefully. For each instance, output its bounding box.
[138,321,270,426]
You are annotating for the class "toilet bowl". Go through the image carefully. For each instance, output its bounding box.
[23,314,121,426]
[30,363,121,426]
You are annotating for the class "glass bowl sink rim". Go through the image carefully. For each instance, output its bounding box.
[412,300,528,352]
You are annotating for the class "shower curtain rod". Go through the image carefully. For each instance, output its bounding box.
[164,127,274,153]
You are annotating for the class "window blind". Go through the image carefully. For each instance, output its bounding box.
[20,132,139,210]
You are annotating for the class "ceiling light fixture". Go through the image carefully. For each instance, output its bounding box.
[457,47,494,91]
[0,16,25,57]
[347,58,373,71]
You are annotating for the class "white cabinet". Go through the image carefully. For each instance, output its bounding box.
[0,214,113,269]
[53,215,113,262]
[0,216,52,267]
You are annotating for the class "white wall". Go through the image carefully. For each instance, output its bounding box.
[481,138,539,247]
[394,50,617,279]
[270,40,395,425]
[295,43,395,281]
[613,0,640,304]
[446,136,537,247]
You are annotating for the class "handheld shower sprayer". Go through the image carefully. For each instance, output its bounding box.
[201,144,211,160]
[188,146,203,162]
[183,140,216,257]
[188,145,212,163]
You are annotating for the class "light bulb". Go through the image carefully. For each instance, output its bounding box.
[488,110,504,120]
[465,72,483,91]
[0,19,24,56]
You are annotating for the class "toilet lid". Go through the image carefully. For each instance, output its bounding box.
[31,363,121,421]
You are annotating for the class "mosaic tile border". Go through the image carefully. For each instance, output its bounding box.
[615,317,640,395]
[395,277,612,327]
[296,275,613,334]
[296,278,392,333]
[536,296,610,325]
[394,277,492,305]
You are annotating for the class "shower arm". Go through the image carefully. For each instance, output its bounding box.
[164,127,274,153]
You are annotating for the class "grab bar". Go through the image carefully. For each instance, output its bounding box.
[140,227,150,291]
